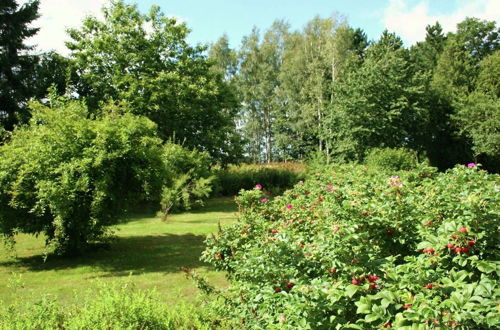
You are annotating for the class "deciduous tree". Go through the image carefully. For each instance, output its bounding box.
[67,1,241,164]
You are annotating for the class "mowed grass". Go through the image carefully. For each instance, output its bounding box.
[0,197,237,306]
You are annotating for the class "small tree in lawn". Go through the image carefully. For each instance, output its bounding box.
[159,143,214,220]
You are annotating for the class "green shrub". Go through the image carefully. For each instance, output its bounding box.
[0,297,65,329]
[67,285,174,329]
[365,147,422,171]
[202,163,500,328]
[0,99,165,255]
[213,163,305,196]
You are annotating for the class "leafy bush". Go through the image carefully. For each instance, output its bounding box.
[0,99,165,255]
[0,297,65,329]
[0,284,213,329]
[67,285,175,329]
[213,162,305,196]
[202,163,500,328]
[365,147,422,171]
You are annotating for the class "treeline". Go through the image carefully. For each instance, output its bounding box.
[209,16,499,170]
[2,1,498,171]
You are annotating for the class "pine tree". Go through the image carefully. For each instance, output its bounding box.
[0,0,39,132]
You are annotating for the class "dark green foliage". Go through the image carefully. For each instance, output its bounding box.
[0,0,40,131]
[206,16,498,170]
[454,51,500,170]
[365,147,422,171]
[456,92,500,172]
[433,18,499,99]
[66,1,241,165]
[410,22,447,73]
[325,31,425,161]
[30,51,72,99]
[0,98,165,255]
[430,18,500,171]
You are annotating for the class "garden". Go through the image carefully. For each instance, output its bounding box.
[1,0,499,328]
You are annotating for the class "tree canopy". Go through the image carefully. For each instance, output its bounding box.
[66,1,242,164]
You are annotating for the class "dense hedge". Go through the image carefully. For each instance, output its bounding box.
[365,147,422,171]
[0,100,165,255]
[213,162,306,196]
[202,164,500,328]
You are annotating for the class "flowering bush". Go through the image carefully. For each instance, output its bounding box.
[202,164,499,328]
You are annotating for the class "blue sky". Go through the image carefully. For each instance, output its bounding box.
[21,0,500,54]
[131,0,500,47]
[133,0,390,46]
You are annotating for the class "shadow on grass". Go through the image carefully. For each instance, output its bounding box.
[0,233,210,276]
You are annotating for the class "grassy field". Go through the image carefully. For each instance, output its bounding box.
[0,197,237,307]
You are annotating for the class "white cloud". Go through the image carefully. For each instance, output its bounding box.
[382,0,500,45]
[19,0,107,55]
[18,1,187,55]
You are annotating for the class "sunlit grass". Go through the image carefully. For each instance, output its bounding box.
[0,197,237,306]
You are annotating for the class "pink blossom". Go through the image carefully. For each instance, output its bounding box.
[255,184,263,190]
[298,180,304,183]
[467,163,476,168]
[260,198,269,203]
[286,204,293,209]
[325,185,334,191]
[387,176,403,187]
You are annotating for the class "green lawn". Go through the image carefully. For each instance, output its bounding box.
[0,197,237,306]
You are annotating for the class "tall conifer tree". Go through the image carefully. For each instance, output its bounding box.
[0,0,39,132]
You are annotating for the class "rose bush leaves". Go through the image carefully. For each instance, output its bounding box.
[202,164,499,328]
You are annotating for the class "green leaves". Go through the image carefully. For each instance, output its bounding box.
[324,32,426,162]
[0,0,41,132]
[345,285,360,298]
[159,145,215,219]
[354,297,371,313]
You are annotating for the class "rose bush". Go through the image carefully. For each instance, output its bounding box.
[202,164,499,328]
